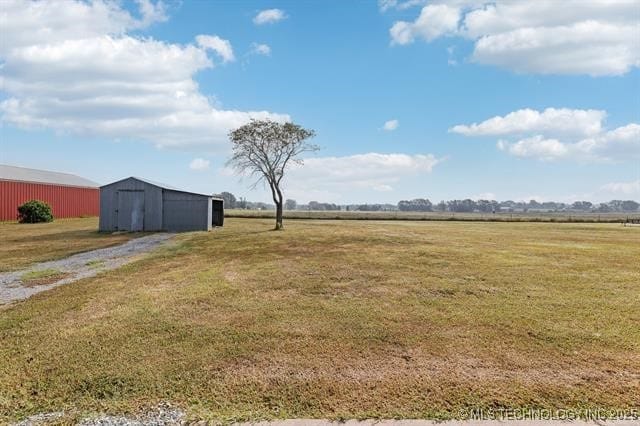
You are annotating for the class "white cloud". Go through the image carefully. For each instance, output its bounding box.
[284,153,443,202]
[383,119,399,131]
[379,0,398,12]
[373,184,394,192]
[196,35,235,63]
[494,124,640,162]
[390,4,460,45]
[0,0,164,52]
[496,136,569,161]
[454,108,640,162]
[379,0,428,12]
[390,0,640,76]
[447,46,458,66]
[135,0,168,27]
[189,158,210,171]
[450,108,606,138]
[253,9,287,25]
[471,21,639,76]
[473,192,496,201]
[250,43,271,56]
[225,152,444,203]
[600,180,640,195]
[0,0,287,149]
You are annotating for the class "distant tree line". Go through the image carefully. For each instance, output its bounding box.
[213,192,640,213]
[396,198,640,213]
[213,191,274,211]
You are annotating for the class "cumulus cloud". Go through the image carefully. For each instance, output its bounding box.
[379,0,428,12]
[382,119,399,131]
[135,0,169,27]
[189,158,210,171]
[196,35,235,63]
[224,152,444,202]
[0,0,165,51]
[253,9,287,25]
[453,108,639,162]
[496,136,568,161]
[600,179,640,195]
[284,152,443,201]
[451,108,606,138]
[389,0,640,76]
[497,124,640,162]
[373,184,394,192]
[390,4,460,44]
[473,192,497,201]
[250,43,271,56]
[0,0,287,149]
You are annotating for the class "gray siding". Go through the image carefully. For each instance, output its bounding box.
[99,178,163,232]
[100,177,216,232]
[99,184,116,231]
[144,184,163,230]
[162,190,211,232]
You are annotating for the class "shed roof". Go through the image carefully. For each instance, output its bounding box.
[0,164,99,188]
[102,176,221,199]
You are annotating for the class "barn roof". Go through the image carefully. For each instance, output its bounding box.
[0,164,99,188]
[102,176,222,199]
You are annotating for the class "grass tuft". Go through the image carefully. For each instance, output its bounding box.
[20,269,69,286]
[85,259,106,269]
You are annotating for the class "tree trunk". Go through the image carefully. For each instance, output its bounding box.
[269,181,284,230]
[275,202,283,230]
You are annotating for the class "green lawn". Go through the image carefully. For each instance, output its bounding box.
[1,218,638,422]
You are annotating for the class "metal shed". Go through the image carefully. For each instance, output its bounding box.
[99,177,223,232]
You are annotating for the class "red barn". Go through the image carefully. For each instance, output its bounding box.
[0,165,99,221]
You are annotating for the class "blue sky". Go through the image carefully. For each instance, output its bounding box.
[1,0,639,204]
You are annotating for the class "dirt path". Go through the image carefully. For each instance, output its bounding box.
[0,233,174,305]
[11,404,640,425]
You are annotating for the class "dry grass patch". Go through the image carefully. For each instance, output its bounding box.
[0,219,638,423]
[0,218,141,272]
[19,269,70,287]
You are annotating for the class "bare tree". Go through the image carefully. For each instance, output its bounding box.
[228,119,317,230]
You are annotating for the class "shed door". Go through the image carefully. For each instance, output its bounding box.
[117,190,145,231]
[212,199,224,226]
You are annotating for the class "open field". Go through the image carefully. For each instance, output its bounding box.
[225,209,640,223]
[0,218,639,423]
[0,218,139,272]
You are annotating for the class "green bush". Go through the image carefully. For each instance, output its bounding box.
[17,200,54,223]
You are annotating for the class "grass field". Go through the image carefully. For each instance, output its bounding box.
[0,218,139,272]
[225,208,640,223]
[1,218,639,423]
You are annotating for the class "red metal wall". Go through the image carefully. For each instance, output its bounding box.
[0,180,99,221]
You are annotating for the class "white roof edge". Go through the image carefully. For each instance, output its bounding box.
[0,164,99,188]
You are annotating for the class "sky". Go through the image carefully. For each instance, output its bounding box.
[1,0,639,204]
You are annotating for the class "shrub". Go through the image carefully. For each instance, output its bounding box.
[17,200,54,223]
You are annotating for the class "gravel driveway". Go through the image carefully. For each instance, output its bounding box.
[13,408,640,426]
[0,233,174,305]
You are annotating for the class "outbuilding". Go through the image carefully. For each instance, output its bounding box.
[99,177,223,232]
[0,164,100,221]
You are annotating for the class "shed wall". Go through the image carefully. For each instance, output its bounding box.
[99,178,162,231]
[0,180,99,221]
[162,190,211,232]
